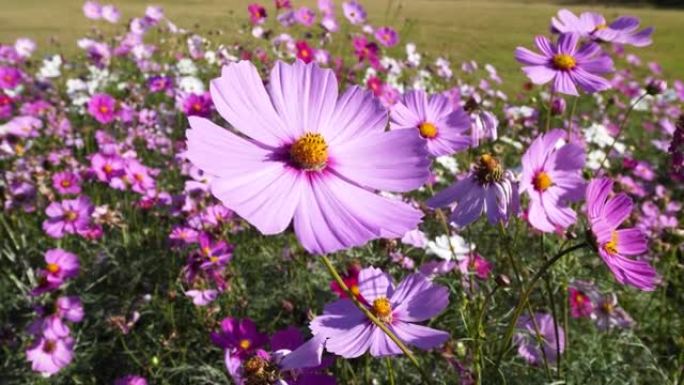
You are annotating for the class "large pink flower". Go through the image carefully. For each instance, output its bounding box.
[186,60,430,254]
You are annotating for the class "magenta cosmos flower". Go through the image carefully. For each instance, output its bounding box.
[515,33,614,96]
[42,196,94,238]
[247,3,267,25]
[52,171,82,195]
[114,375,148,385]
[32,249,80,295]
[514,312,565,365]
[310,267,449,358]
[521,129,585,232]
[428,154,519,228]
[390,90,471,157]
[87,93,116,124]
[186,60,429,254]
[374,26,399,47]
[551,9,653,47]
[586,177,658,291]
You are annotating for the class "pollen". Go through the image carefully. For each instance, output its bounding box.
[350,284,360,297]
[64,210,78,222]
[552,54,577,71]
[474,153,504,184]
[290,133,328,170]
[239,339,251,350]
[372,297,393,322]
[418,122,438,139]
[533,171,553,192]
[46,263,60,274]
[603,231,619,255]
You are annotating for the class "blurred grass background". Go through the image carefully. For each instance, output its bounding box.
[0,0,683,89]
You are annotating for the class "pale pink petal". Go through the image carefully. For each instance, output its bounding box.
[390,321,449,350]
[211,61,291,146]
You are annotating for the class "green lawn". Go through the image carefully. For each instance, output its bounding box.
[1,0,683,88]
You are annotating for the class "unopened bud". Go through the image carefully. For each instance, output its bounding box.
[495,274,511,288]
[646,79,667,96]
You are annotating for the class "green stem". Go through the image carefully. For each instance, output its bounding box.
[494,242,587,369]
[386,357,396,385]
[320,255,432,384]
[541,234,562,377]
[597,92,647,172]
[545,88,556,133]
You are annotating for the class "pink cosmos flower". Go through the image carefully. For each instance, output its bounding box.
[568,286,593,318]
[586,177,658,291]
[52,171,82,195]
[32,249,80,295]
[211,317,269,377]
[310,267,449,357]
[390,90,471,157]
[185,289,219,306]
[521,129,585,232]
[428,154,519,228]
[329,264,363,301]
[248,3,267,25]
[87,93,117,124]
[551,9,653,47]
[124,158,156,194]
[295,7,316,26]
[185,60,429,254]
[42,196,94,238]
[374,26,399,47]
[26,335,74,376]
[101,4,121,23]
[342,1,366,24]
[90,152,126,187]
[352,36,380,68]
[515,33,614,96]
[295,41,315,64]
[514,313,565,365]
[0,66,23,89]
[83,1,102,20]
[114,375,148,385]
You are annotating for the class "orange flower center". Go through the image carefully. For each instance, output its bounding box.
[552,54,577,71]
[46,263,60,274]
[418,122,438,139]
[474,154,504,184]
[64,210,78,222]
[372,297,393,322]
[60,179,72,188]
[99,105,109,113]
[290,133,328,170]
[603,231,619,255]
[239,339,251,350]
[350,284,360,297]
[103,164,113,174]
[533,171,553,192]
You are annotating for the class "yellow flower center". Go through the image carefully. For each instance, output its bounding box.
[239,339,251,350]
[209,256,219,263]
[552,54,577,71]
[602,301,614,314]
[60,179,72,188]
[533,171,553,192]
[64,210,78,222]
[418,122,438,139]
[350,284,360,297]
[290,133,328,170]
[595,23,608,31]
[474,154,504,184]
[103,164,113,174]
[46,263,60,274]
[603,231,619,255]
[372,297,393,322]
[99,105,109,113]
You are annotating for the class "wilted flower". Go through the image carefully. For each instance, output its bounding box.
[429,154,519,228]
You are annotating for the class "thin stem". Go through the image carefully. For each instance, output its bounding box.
[540,234,561,377]
[494,242,587,370]
[597,92,647,172]
[567,96,578,138]
[320,255,432,384]
[545,89,556,133]
[386,357,396,385]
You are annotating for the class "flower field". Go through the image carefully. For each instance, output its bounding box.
[1,1,683,384]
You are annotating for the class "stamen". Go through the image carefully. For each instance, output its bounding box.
[290,133,328,170]
[418,122,438,139]
[372,297,393,323]
[552,54,577,71]
[533,171,553,192]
